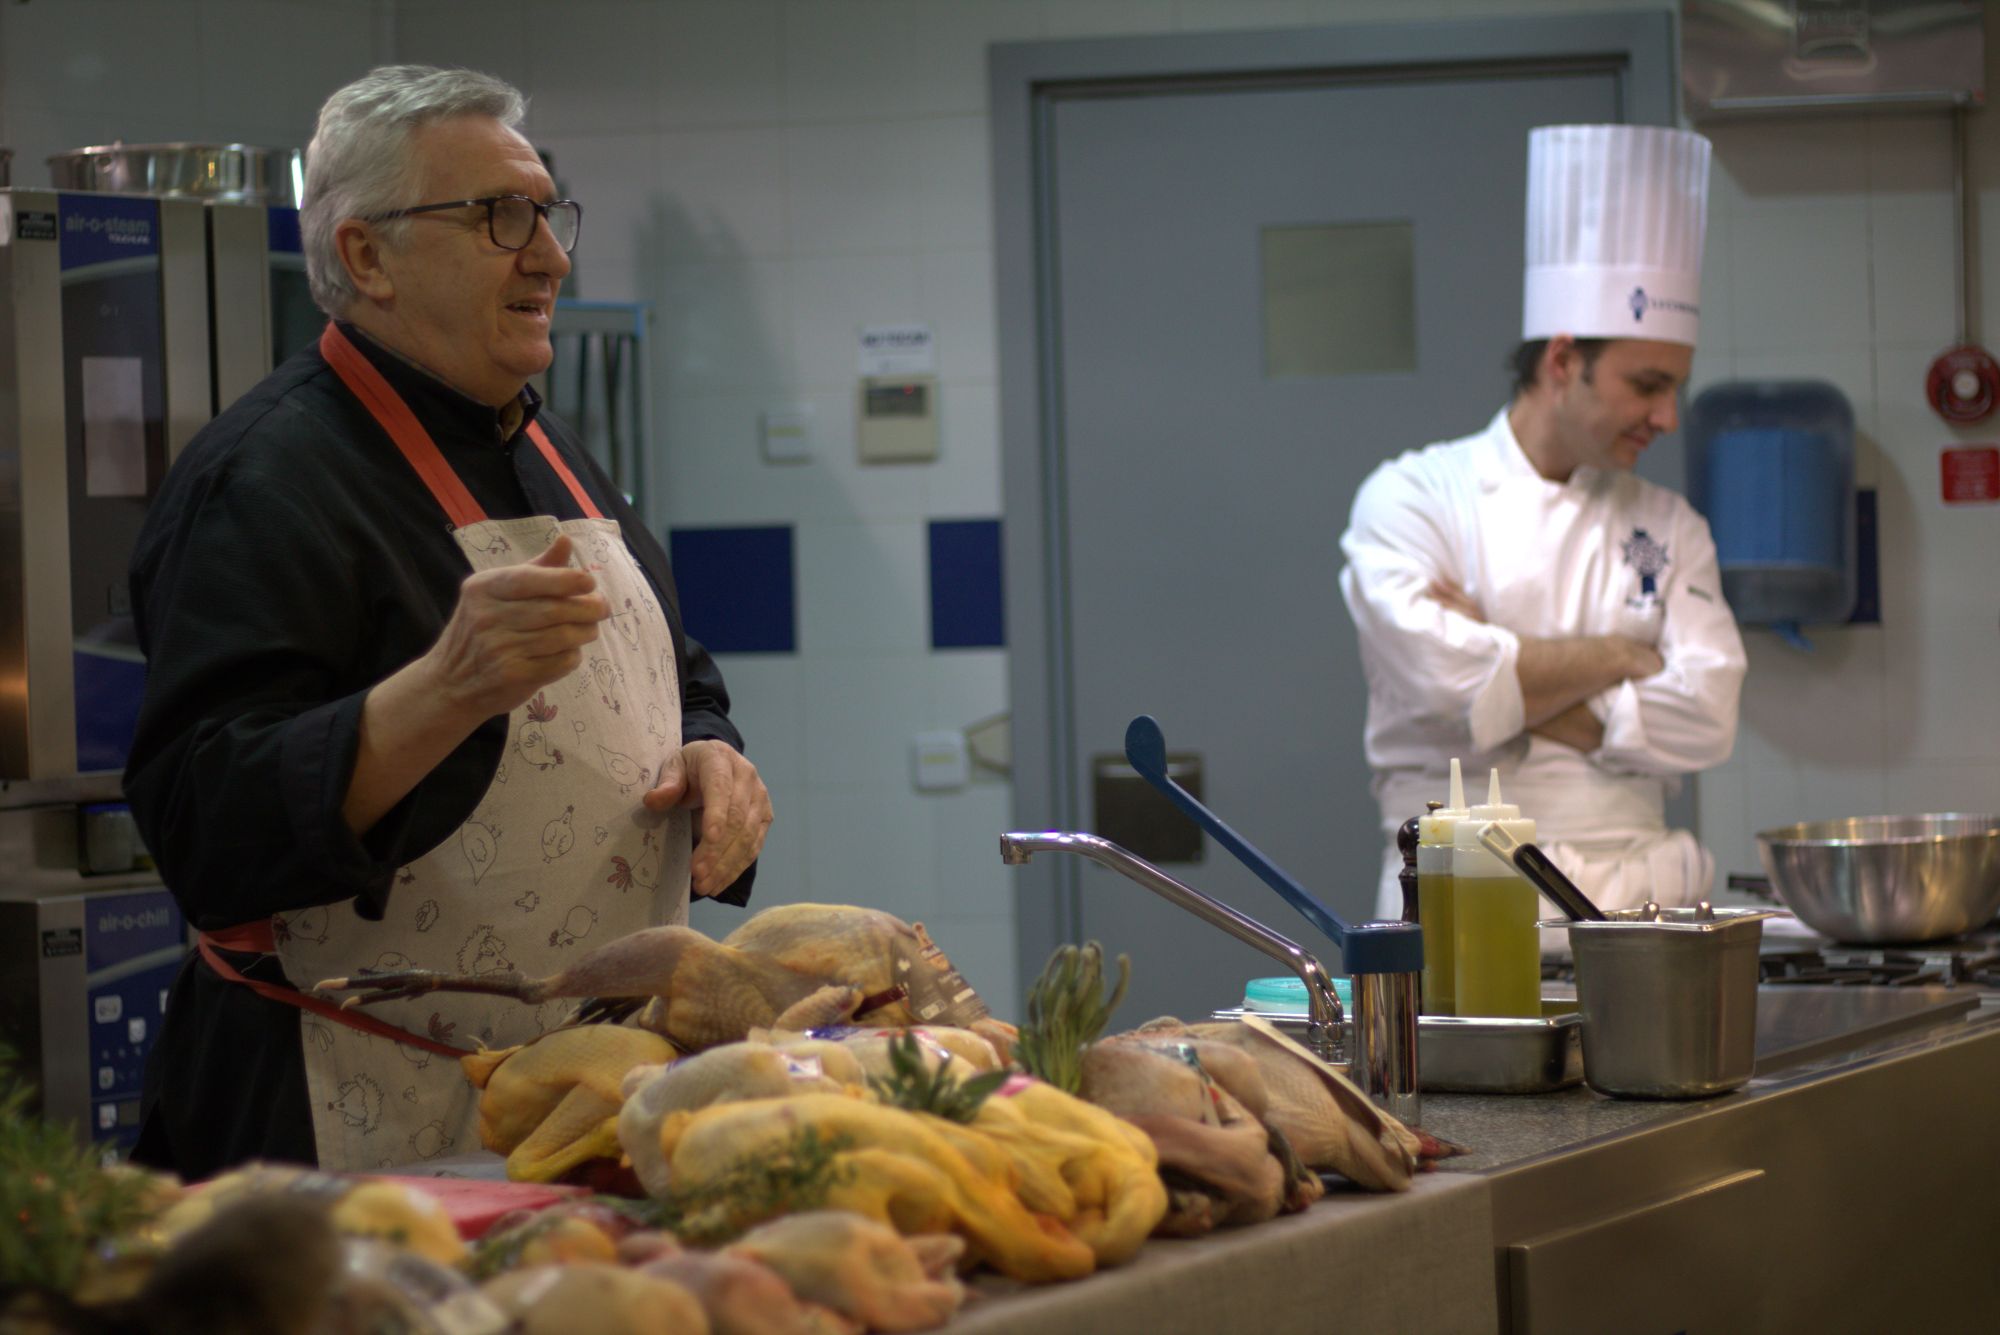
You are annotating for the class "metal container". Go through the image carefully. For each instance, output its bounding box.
[1210,999,1583,1094]
[1756,813,2000,943]
[47,142,304,205]
[1563,907,1771,1099]
[1417,1005,1583,1093]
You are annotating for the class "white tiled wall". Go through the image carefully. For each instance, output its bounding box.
[0,0,391,173]
[8,0,2000,1013]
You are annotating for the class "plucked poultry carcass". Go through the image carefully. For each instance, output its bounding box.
[639,1249,855,1335]
[644,1092,1099,1283]
[316,904,1009,1057]
[725,1212,966,1334]
[617,1041,868,1197]
[1078,1037,1321,1234]
[1112,1016,1421,1192]
[459,1024,678,1183]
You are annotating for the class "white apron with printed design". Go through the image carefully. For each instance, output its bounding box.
[209,325,701,1170]
[275,513,689,1170]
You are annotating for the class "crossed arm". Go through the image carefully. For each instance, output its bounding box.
[1420,579,1662,754]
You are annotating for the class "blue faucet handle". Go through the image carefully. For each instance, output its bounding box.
[1124,713,1423,976]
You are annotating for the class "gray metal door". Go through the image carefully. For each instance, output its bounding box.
[995,18,1679,1028]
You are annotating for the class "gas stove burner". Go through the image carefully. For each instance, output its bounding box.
[1758,929,2000,992]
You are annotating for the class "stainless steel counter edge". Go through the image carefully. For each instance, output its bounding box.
[1433,1002,2000,1332]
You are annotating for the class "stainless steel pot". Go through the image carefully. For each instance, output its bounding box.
[1755,813,2000,943]
[46,142,304,205]
[1563,906,1774,1099]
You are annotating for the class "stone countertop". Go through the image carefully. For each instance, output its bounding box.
[951,1171,1497,1335]
[1417,984,1994,1176]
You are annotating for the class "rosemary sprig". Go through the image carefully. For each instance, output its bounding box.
[1014,942,1130,1094]
[607,1127,853,1248]
[865,1033,1010,1123]
[0,1042,159,1293]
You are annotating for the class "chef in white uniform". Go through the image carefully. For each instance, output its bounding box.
[1340,124,1747,922]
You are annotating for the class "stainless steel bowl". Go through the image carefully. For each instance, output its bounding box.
[47,142,304,205]
[1755,813,2000,943]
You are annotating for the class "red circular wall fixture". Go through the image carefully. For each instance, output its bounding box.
[1926,344,2000,424]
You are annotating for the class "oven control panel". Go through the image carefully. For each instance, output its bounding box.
[0,883,186,1152]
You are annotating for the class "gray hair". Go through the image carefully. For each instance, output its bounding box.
[302,65,527,316]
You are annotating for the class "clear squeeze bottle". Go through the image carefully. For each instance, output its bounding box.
[1451,769,1541,1018]
[1418,758,1470,1016]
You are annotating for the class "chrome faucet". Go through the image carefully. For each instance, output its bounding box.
[1000,830,1345,1059]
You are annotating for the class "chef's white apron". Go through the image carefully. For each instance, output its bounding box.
[250,324,689,1170]
[1374,763,1714,941]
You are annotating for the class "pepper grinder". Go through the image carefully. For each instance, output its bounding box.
[1397,806,1436,923]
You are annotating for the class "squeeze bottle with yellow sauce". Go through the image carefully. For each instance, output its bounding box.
[1417,758,1470,1016]
[1451,769,1541,1018]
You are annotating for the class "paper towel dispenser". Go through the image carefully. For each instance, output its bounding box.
[1686,380,1856,649]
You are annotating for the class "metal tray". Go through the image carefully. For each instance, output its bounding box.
[1210,998,1583,1094]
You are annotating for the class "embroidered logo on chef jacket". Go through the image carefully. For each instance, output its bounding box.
[1621,527,1670,605]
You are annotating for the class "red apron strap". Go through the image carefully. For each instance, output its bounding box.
[319,322,489,529]
[197,929,471,1059]
[525,421,604,520]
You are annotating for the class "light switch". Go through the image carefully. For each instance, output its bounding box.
[760,406,815,464]
[911,730,969,791]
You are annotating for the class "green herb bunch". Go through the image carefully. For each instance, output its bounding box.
[865,1032,1009,1123]
[610,1126,853,1248]
[1015,941,1130,1094]
[0,1042,159,1293]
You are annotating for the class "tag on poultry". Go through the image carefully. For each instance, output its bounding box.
[894,925,990,1026]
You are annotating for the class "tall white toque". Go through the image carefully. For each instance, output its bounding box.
[1521,124,1712,348]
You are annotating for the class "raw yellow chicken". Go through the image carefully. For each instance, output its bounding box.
[957,1080,1165,1267]
[640,1250,854,1335]
[146,1164,467,1268]
[481,1262,710,1335]
[617,1041,867,1197]
[462,1024,676,1183]
[652,1093,1097,1283]
[726,1211,965,1333]
[749,1026,1003,1079]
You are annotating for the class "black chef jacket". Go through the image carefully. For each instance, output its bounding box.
[125,323,752,1177]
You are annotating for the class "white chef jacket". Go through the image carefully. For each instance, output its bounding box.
[1339,408,1747,921]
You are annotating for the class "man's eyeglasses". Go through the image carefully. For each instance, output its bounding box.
[368,195,582,253]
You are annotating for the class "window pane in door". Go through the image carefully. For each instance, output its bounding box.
[1261,222,1415,378]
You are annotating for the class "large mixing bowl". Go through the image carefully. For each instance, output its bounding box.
[1755,813,2000,943]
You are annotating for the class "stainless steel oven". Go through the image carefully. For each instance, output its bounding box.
[0,144,307,1147]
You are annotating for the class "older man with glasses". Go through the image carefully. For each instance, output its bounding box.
[124,65,773,1176]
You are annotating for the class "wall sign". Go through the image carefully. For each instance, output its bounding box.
[1940,444,1999,504]
[857,323,936,377]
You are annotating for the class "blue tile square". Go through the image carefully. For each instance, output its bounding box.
[667,525,796,654]
[928,519,1004,650]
